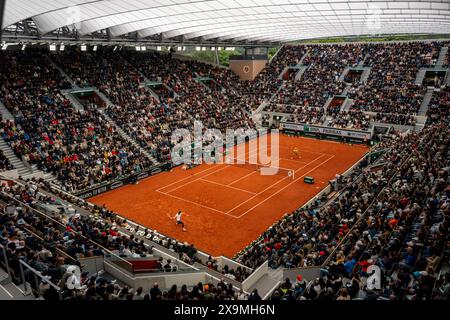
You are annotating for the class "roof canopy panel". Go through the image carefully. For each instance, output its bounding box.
[3,0,450,43]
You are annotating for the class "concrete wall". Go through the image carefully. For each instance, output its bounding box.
[0,169,19,180]
[104,260,207,291]
[242,260,268,292]
[229,59,267,80]
[283,266,321,283]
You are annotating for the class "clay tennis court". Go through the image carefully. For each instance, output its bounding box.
[89,134,368,258]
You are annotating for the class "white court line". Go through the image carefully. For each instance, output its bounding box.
[236,154,335,218]
[164,165,230,194]
[227,170,257,186]
[156,164,220,192]
[155,190,239,219]
[199,178,257,195]
[279,157,308,164]
[0,284,13,298]
[225,153,326,214]
[270,144,335,158]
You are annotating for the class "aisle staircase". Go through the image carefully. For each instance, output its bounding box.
[61,89,85,111]
[0,266,33,300]
[0,100,62,183]
[418,87,434,116]
[415,68,427,86]
[45,54,80,89]
[435,46,448,67]
[95,91,159,164]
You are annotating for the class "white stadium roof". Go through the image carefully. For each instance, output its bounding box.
[3,0,450,43]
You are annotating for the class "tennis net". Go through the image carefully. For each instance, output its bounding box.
[225,157,295,179]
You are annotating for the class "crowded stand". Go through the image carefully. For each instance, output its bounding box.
[124,50,255,130]
[372,112,417,126]
[52,48,255,163]
[28,178,251,281]
[427,86,450,125]
[262,42,444,130]
[271,44,365,108]
[50,49,169,162]
[266,44,367,127]
[326,109,371,131]
[348,42,442,117]
[0,50,152,192]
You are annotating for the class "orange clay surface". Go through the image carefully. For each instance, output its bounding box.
[89,134,369,258]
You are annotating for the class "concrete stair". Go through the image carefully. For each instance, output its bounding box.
[358,54,369,67]
[0,281,34,300]
[342,98,354,112]
[253,267,283,300]
[266,83,284,105]
[94,89,159,164]
[294,66,307,81]
[435,47,448,67]
[45,54,79,89]
[341,83,351,95]
[0,269,34,300]
[415,68,427,86]
[322,116,333,126]
[0,268,9,284]
[0,100,61,183]
[299,51,309,65]
[256,101,268,113]
[339,67,350,82]
[0,100,14,121]
[61,89,84,111]
[414,115,427,132]
[360,67,371,83]
[445,71,450,86]
[418,87,434,116]
[0,138,32,177]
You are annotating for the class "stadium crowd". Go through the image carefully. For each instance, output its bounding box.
[347,42,442,119]
[0,50,152,192]
[264,42,443,129]
[51,48,254,164]
[427,86,450,125]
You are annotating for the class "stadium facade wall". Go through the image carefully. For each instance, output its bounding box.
[229,59,267,80]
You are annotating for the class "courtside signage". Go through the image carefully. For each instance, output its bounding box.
[281,122,371,140]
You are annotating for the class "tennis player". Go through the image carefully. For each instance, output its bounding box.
[174,210,186,232]
[292,147,300,159]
